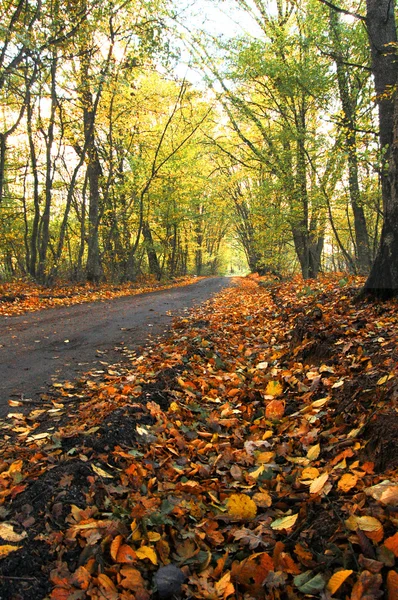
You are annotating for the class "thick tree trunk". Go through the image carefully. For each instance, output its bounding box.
[364,92,398,296]
[363,0,398,297]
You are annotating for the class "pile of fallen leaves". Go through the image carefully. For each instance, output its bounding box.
[0,274,397,600]
[0,277,200,317]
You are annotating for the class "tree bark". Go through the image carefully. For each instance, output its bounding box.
[363,0,398,297]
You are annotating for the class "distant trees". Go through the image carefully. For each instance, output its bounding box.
[186,0,385,280]
[0,0,230,282]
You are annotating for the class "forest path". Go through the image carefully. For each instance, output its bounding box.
[0,277,231,416]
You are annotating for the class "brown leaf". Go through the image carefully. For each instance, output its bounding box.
[350,571,383,600]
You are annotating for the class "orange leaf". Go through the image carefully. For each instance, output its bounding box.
[110,534,123,561]
[119,566,146,591]
[338,473,358,493]
[387,570,398,600]
[385,533,398,557]
[327,570,353,595]
[117,544,138,564]
[265,399,285,420]
[365,526,384,543]
[294,543,314,567]
[97,573,118,598]
[70,566,91,590]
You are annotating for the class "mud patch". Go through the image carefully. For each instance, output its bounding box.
[85,404,155,452]
[360,412,398,472]
[11,460,92,533]
[0,540,53,600]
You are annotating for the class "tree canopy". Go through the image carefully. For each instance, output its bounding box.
[0,0,397,294]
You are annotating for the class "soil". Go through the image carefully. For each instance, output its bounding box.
[0,278,230,418]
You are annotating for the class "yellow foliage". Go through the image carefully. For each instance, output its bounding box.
[226,494,257,520]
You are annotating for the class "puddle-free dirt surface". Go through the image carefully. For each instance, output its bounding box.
[0,277,230,416]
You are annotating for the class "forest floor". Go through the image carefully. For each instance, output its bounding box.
[0,277,203,317]
[0,274,397,600]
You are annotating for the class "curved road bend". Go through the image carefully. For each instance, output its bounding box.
[0,277,231,417]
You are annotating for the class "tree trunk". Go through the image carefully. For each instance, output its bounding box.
[329,9,372,274]
[81,50,103,283]
[364,91,398,296]
[363,0,398,297]
[143,221,161,280]
[37,53,58,283]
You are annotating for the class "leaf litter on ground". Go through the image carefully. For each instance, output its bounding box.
[0,276,201,317]
[0,274,397,599]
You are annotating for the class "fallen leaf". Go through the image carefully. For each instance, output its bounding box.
[0,523,26,542]
[385,533,398,557]
[307,443,320,461]
[271,513,298,530]
[265,399,285,419]
[226,494,257,520]
[327,569,353,594]
[92,464,113,478]
[0,545,20,558]
[345,515,383,532]
[309,472,329,495]
[136,545,158,565]
[265,381,283,397]
[338,473,358,492]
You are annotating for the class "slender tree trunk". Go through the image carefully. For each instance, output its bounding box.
[81,49,103,283]
[143,221,161,280]
[26,86,40,278]
[329,9,371,274]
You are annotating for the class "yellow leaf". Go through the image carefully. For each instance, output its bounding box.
[136,545,158,565]
[92,464,113,478]
[327,570,353,594]
[265,381,283,397]
[0,545,20,558]
[0,524,26,543]
[309,472,329,495]
[338,473,358,492]
[168,402,179,412]
[147,532,161,542]
[250,465,265,480]
[270,513,298,530]
[300,467,320,481]
[377,373,394,386]
[256,451,275,464]
[307,444,320,461]
[226,494,257,521]
[311,397,329,407]
[345,515,383,532]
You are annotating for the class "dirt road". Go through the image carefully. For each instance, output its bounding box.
[0,277,230,417]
